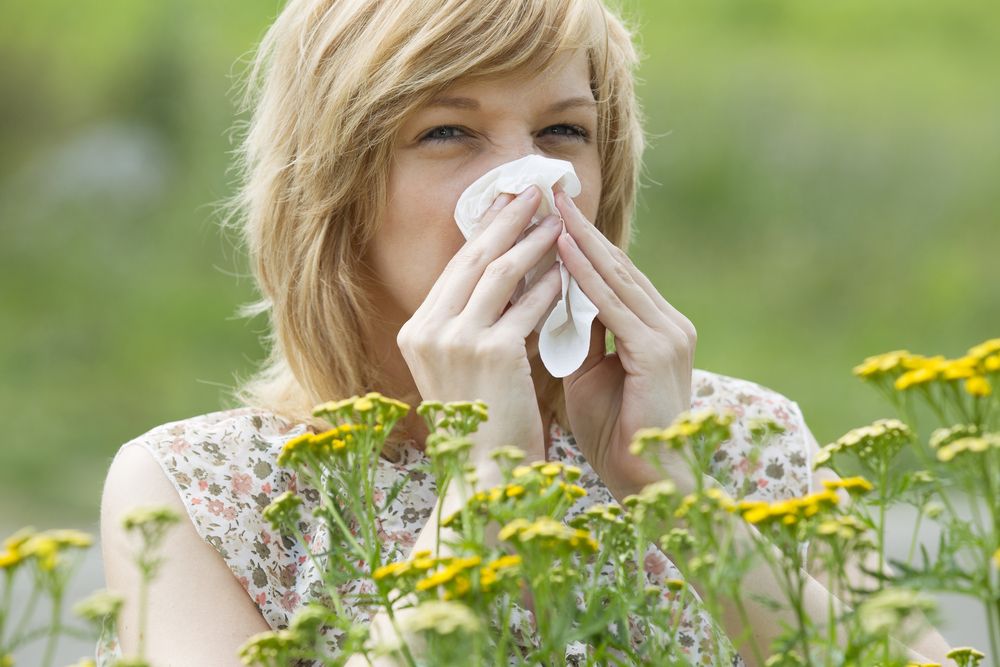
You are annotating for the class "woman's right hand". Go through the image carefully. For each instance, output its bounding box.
[396,184,564,468]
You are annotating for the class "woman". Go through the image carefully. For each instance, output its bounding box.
[98,0,956,664]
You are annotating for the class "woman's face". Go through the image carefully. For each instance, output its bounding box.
[365,49,602,357]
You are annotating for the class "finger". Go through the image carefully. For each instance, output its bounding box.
[557,230,646,338]
[463,214,562,326]
[426,186,542,318]
[554,192,664,328]
[466,191,515,243]
[421,191,515,313]
[495,261,563,339]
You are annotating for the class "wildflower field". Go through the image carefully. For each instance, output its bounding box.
[3,338,998,665]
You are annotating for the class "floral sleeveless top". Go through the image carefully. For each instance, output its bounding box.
[96,368,815,665]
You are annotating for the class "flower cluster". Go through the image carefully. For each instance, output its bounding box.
[629,409,735,454]
[277,423,374,467]
[932,432,1000,463]
[416,399,489,437]
[313,391,410,427]
[814,418,912,467]
[854,339,1000,399]
[498,517,598,555]
[0,527,93,573]
[262,490,305,533]
[741,489,839,524]
[16,329,999,667]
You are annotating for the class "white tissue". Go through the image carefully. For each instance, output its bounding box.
[453,154,600,378]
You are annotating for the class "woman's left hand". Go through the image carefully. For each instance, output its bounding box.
[553,190,698,501]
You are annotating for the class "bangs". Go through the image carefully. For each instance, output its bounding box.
[366,0,610,98]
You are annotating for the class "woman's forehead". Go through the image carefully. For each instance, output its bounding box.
[431,51,594,108]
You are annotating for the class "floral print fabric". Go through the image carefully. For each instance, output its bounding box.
[96,368,814,665]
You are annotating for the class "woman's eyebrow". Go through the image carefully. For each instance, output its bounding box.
[425,95,597,114]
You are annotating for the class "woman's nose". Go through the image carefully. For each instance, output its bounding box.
[485,148,546,172]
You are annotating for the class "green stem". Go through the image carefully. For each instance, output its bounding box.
[383,603,419,667]
[10,581,39,642]
[906,508,924,566]
[985,597,1000,667]
[0,569,13,644]
[494,592,514,667]
[40,589,62,667]
[878,459,891,667]
[138,558,150,659]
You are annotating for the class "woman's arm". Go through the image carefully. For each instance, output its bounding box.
[101,444,272,665]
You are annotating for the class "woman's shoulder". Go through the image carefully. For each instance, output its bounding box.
[691,367,805,429]
[116,406,309,460]
[110,405,311,531]
[107,407,317,628]
[691,367,813,501]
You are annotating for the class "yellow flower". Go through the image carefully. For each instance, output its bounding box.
[18,529,94,572]
[490,446,526,464]
[821,476,874,496]
[739,490,839,528]
[557,481,587,501]
[965,376,992,397]
[397,600,481,636]
[664,578,686,591]
[414,556,482,596]
[21,536,59,571]
[816,515,865,540]
[373,561,412,581]
[73,589,124,622]
[3,526,36,552]
[0,550,21,570]
[968,338,1000,361]
[277,432,314,467]
[823,419,912,464]
[0,654,11,667]
[945,646,985,666]
[937,434,1000,462]
[629,410,734,454]
[500,517,598,553]
[539,463,562,477]
[504,484,526,498]
[985,354,1000,372]
[121,506,181,532]
[478,554,522,591]
[852,350,912,378]
[895,366,939,391]
[941,358,977,380]
[314,392,410,426]
[992,547,1000,568]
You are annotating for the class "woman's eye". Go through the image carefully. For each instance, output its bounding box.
[420,124,589,144]
[422,126,467,142]
[541,124,589,140]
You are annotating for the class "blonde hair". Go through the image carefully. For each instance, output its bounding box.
[224,0,647,449]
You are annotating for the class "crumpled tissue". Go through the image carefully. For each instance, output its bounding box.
[453,154,599,378]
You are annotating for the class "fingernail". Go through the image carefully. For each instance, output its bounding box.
[541,215,561,228]
[490,192,514,210]
[518,186,540,201]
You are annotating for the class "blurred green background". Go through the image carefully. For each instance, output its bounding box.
[1,0,997,527]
